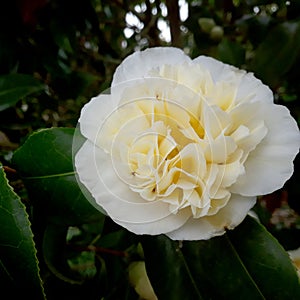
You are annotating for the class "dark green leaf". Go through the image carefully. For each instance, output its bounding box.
[142,216,300,300]
[43,224,83,284]
[0,165,45,298]
[217,38,245,67]
[68,250,97,279]
[50,21,75,54]
[143,235,204,300]
[0,73,46,111]
[227,216,300,299]
[12,127,104,225]
[236,15,272,48]
[250,21,300,87]
[96,230,134,250]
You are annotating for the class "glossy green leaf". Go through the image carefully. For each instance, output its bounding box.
[227,216,300,299]
[217,38,245,67]
[0,73,46,111]
[250,21,300,87]
[142,216,300,300]
[12,127,104,225]
[0,165,45,298]
[142,236,203,300]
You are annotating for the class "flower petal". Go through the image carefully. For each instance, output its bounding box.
[78,94,117,144]
[112,47,191,86]
[166,194,256,240]
[235,72,273,105]
[75,140,191,235]
[231,104,300,196]
[193,56,243,84]
[194,56,273,106]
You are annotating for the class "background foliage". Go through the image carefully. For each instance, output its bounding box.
[0,0,300,299]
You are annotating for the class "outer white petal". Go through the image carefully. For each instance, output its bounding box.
[78,94,118,143]
[231,103,300,196]
[193,56,273,105]
[112,47,191,86]
[193,56,242,83]
[166,194,256,240]
[235,72,273,104]
[75,140,191,235]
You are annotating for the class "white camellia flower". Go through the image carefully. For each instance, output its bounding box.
[74,47,300,240]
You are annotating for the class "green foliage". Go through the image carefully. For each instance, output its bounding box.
[228,217,300,299]
[217,38,245,67]
[10,128,140,298]
[142,216,300,300]
[0,164,45,298]
[0,0,300,298]
[0,73,46,111]
[250,21,300,87]
[4,128,300,299]
[12,128,103,225]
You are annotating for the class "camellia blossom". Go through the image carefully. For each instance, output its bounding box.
[74,47,300,240]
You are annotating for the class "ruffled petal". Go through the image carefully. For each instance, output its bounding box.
[235,72,273,105]
[166,194,256,240]
[193,56,273,107]
[193,56,243,84]
[112,47,191,86]
[78,94,117,144]
[231,104,300,196]
[75,140,191,235]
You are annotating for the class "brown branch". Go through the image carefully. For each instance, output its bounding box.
[3,166,17,175]
[143,0,161,46]
[166,0,182,47]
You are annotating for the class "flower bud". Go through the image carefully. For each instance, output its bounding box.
[128,261,157,300]
[210,25,224,41]
[198,18,216,34]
